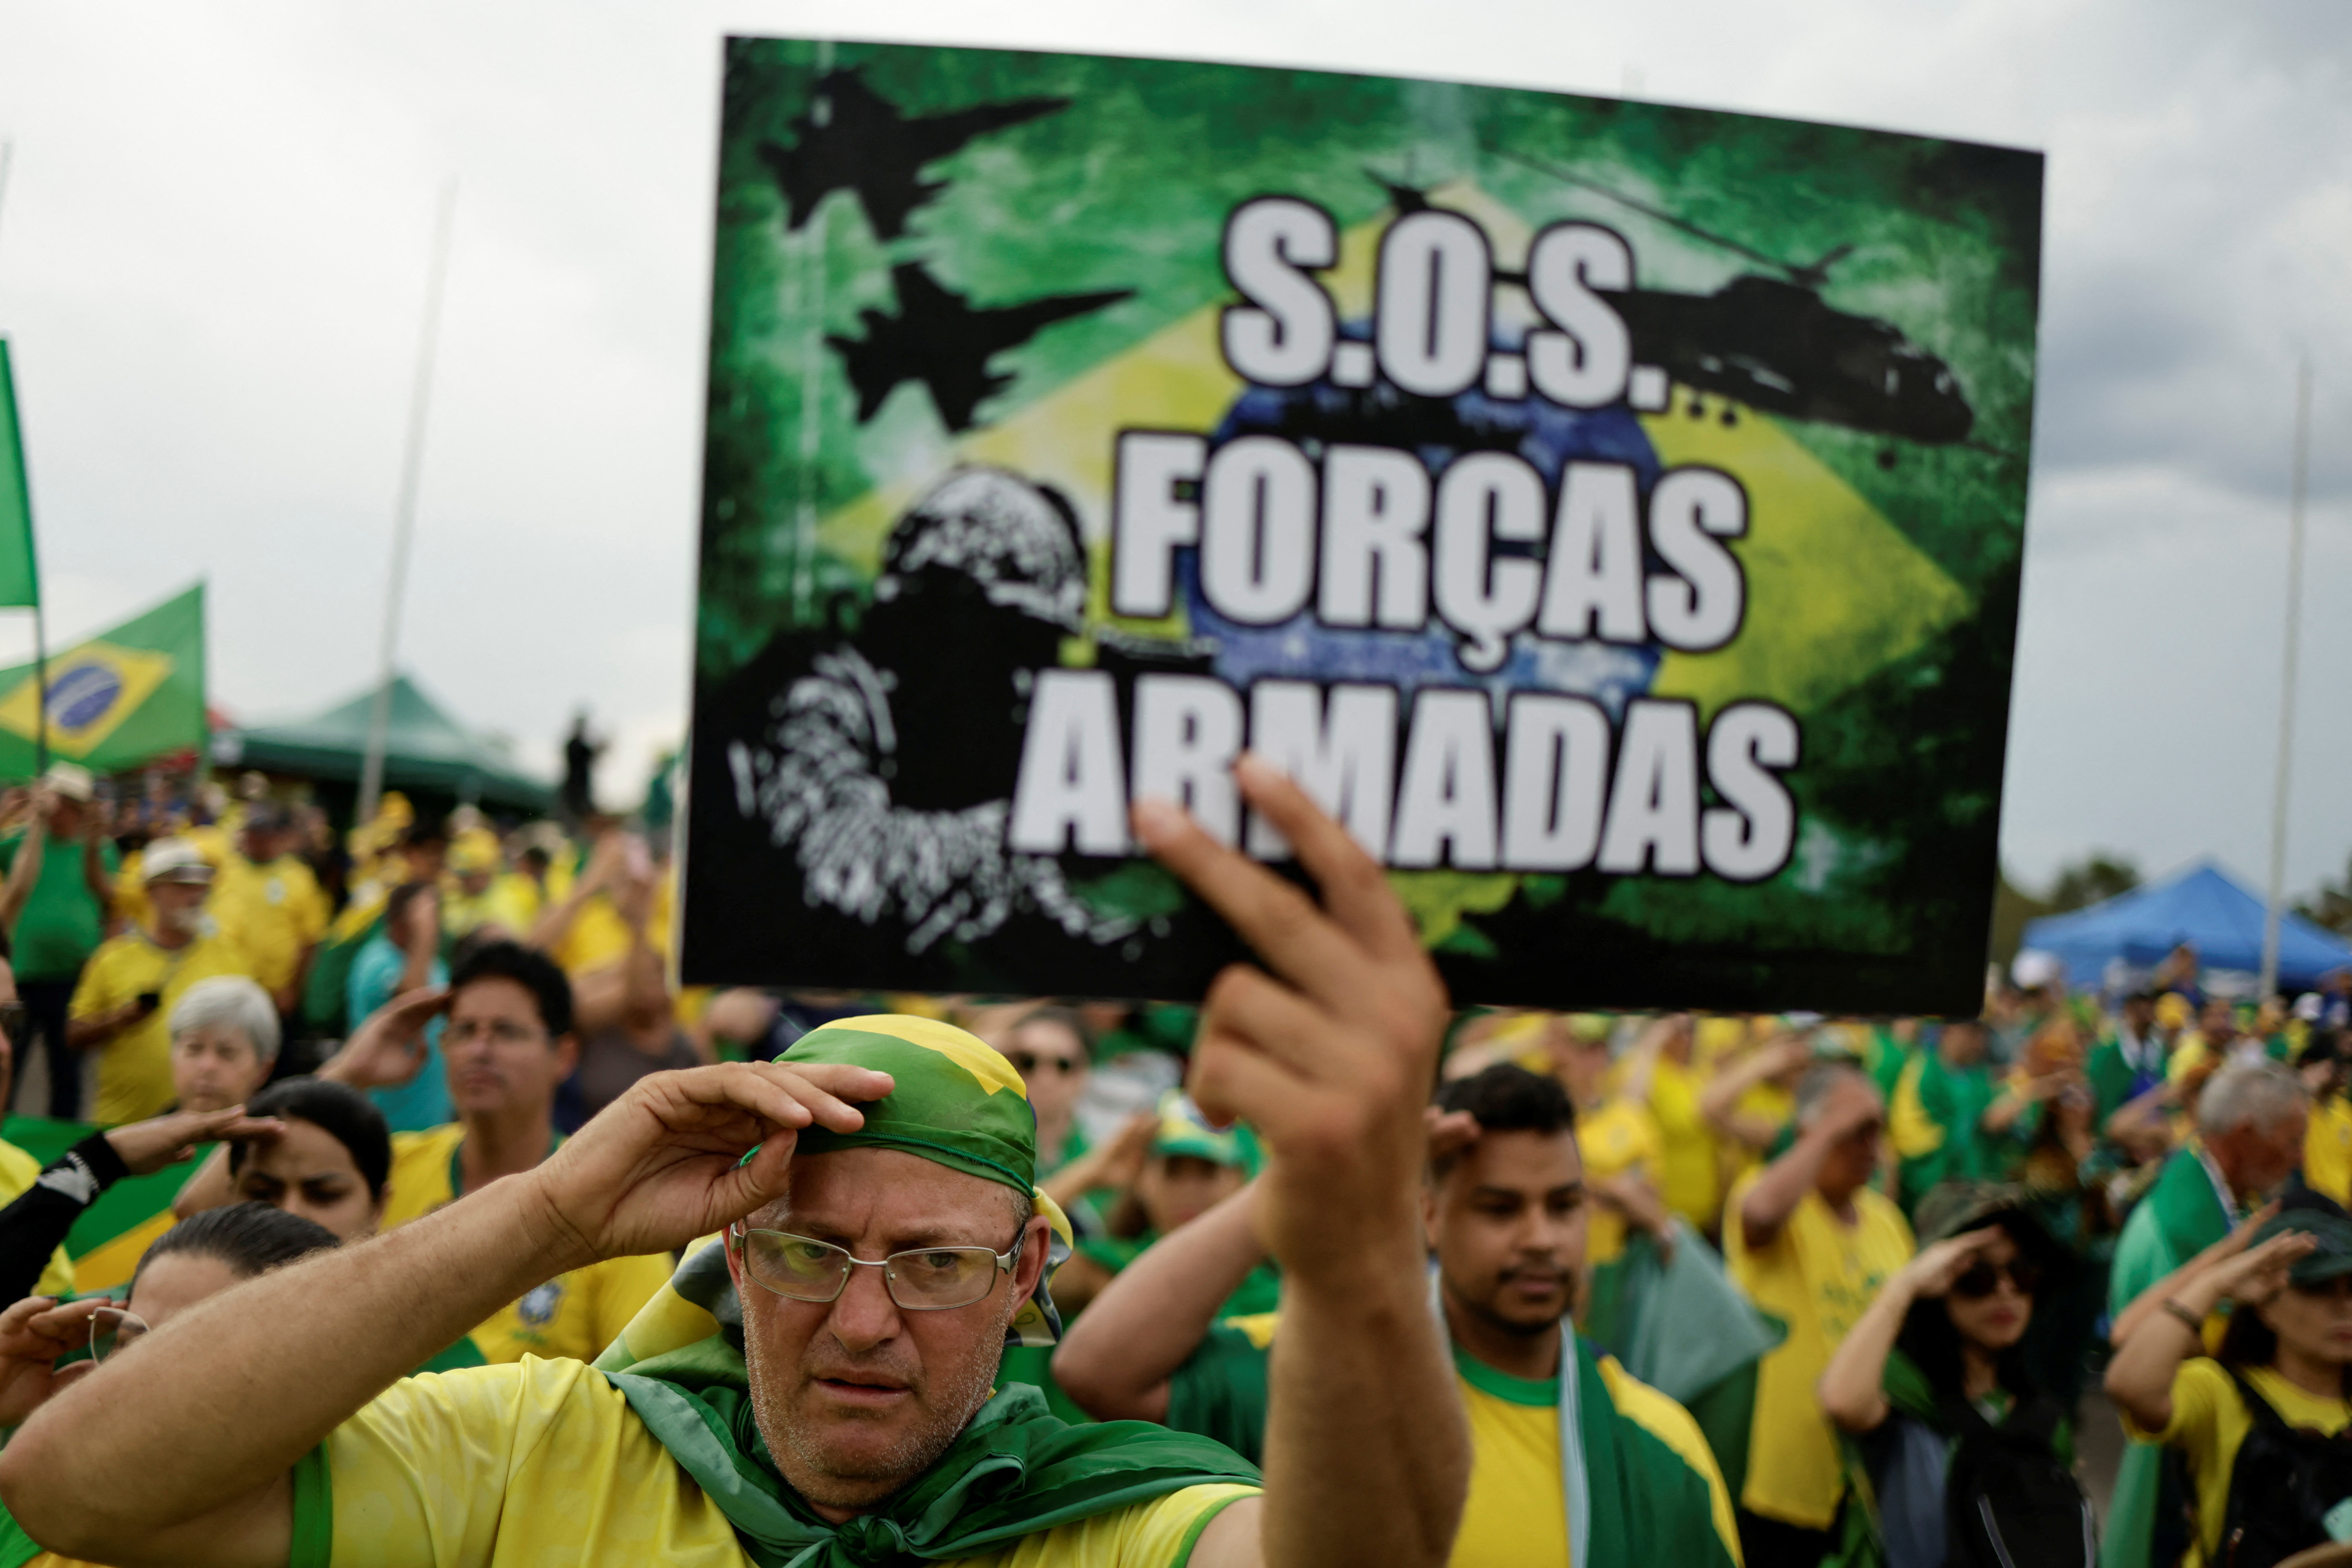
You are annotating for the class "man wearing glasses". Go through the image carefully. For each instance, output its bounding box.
[1723,1060,1914,1568]
[313,939,673,1364]
[0,766,1470,1568]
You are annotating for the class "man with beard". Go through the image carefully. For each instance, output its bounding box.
[66,838,253,1125]
[1054,1061,1740,1568]
[0,762,1471,1568]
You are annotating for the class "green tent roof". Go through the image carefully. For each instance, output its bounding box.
[214,673,553,813]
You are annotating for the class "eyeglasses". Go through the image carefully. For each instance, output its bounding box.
[1951,1257,2042,1300]
[0,1002,24,1043]
[1005,1051,1082,1078]
[731,1226,1022,1311]
[87,1306,149,1364]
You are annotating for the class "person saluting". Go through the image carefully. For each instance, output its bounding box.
[0,757,1470,1568]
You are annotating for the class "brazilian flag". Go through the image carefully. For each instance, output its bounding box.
[0,584,207,780]
[686,39,2042,1014]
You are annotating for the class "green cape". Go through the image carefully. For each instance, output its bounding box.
[597,1239,1258,1567]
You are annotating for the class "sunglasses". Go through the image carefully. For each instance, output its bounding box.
[1005,1051,1083,1078]
[0,1002,24,1042]
[1952,1257,2042,1300]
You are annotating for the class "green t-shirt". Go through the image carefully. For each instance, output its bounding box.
[0,831,118,981]
[1166,1315,1278,1465]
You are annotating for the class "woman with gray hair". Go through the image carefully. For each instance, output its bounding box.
[167,975,280,1116]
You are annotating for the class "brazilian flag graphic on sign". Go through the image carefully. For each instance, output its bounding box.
[683,38,2043,1014]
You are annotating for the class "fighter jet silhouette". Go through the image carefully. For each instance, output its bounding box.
[828,264,1132,433]
[760,69,1071,240]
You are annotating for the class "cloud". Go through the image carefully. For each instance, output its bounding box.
[0,0,2346,883]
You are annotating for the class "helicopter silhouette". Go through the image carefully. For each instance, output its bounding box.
[1389,157,1979,457]
[760,68,1070,240]
[829,263,1132,433]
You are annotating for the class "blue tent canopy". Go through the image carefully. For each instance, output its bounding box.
[2021,861,2352,994]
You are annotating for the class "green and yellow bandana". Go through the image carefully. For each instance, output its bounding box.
[783,1014,1039,1195]
[1150,1090,1260,1175]
[594,1014,1259,1564]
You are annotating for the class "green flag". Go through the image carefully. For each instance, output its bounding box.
[0,340,40,610]
[0,583,205,779]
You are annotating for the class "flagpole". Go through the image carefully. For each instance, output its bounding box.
[0,139,31,777]
[358,179,456,829]
[2261,357,2312,1001]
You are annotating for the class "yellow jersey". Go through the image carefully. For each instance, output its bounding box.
[2306,1096,2352,1207]
[1723,1169,1914,1528]
[210,854,330,992]
[1575,1098,1664,1266]
[1644,1057,1722,1230]
[320,1357,1255,1567]
[2123,1358,2352,1568]
[67,930,254,1124]
[1445,1344,1739,1568]
[0,1140,74,1298]
[383,1124,672,1365]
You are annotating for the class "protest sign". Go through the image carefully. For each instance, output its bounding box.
[682,38,2043,1013]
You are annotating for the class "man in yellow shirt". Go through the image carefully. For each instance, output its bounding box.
[65,839,254,1125]
[0,767,1471,1568]
[1725,1060,1915,1568]
[208,805,329,1021]
[316,939,672,1364]
[1055,1060,1742,1568]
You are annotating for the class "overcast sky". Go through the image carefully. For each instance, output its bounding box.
[0,0,2346,898]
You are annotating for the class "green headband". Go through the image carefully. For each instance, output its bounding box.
[780,1014,1039,1197]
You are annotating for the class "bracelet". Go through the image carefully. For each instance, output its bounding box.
[2160,1298,2205,1334]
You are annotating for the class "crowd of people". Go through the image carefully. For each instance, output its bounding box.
[0,759,2346,1566]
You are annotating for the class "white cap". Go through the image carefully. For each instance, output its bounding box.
[2296,992,2326,1023]
[2012,950,2062,991]
[39,761,94,803]
[142,837,214,885]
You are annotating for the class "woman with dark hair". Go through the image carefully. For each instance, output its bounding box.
[224,1077,393,1241]
[1819,1183,2094,1568]
[0,1203,342,1566]
[0,1202,340,1430]
[2107,1200,2352,1568]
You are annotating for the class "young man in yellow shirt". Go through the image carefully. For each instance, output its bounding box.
[0,765,1473,1568]
[1724,1060,1915,1568]
[65,839,254,1125]
[314,939,673,1365]
[1055,1062,1742,1568]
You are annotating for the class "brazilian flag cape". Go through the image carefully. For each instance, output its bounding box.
[1161,1308,1739,1567]
[591,1014,1260,1567]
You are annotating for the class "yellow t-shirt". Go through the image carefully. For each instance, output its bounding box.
[2123,1358,2352,1568]
[1721,1081,1796,1192]
[210,854,330,993]
[0,1139,75,1298]
[67,930,255,1125]
[383,1124,673,1365]
[550,874,675,979]
[1723,1170,1915,1528]
[443,874,542,940]
[1646,1057,1722,1231]
[2306,1097,2352,1208]
[1576,1099,1664,1266]
[1445,1347,1739,1568]
[325,1357,1256,1566]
